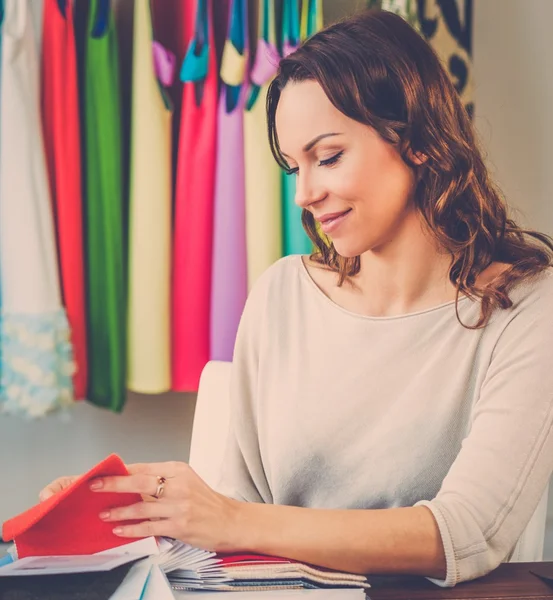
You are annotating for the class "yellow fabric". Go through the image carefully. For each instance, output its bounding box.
[126,0,172,392]
[422,0,473,111]
[244,84,282,291]
[244,0,281,290]
[220,38,247,86]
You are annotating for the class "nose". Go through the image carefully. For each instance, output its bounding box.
[294,171,326,209]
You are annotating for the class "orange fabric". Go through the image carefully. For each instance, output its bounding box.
[2,455,143,558]
[41,0,88,399]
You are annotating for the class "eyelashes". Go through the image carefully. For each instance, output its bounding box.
[319,150,344,168]
[286,150,344,176]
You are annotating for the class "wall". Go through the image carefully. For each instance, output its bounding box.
[472,0,553,557]
[2,0,553,558]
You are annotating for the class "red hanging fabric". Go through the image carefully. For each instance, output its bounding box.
[171,0,220,391]
[41,0,88,400]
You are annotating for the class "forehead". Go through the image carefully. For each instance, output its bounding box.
[275,81,352,151]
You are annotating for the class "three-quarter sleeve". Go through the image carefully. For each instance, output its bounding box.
[213,264,275,504]
[416,275,553,586]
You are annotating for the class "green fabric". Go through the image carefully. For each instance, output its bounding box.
[84,0,126,412]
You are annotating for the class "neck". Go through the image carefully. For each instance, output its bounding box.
[352,213,458,317]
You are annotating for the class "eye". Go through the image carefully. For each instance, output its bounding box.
[319,151,343,167]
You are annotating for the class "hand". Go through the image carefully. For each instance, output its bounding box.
[39,475,79,502]
[90,461,243,552]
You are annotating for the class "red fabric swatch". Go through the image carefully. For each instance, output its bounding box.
[2,455,143,558]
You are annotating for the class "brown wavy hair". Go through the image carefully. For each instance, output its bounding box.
[266,9,553,328]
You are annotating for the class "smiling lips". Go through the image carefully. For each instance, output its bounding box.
[316,209,352,234]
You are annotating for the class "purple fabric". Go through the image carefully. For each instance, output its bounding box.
[249,39,280,86]
[283,41,299,58]
[209,84,248,361]
[152,40,176,87]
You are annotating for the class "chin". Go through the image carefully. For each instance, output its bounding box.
[331,238,368,259]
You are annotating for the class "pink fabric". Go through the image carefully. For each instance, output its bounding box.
[171,0,220,391]
[152,40,176,87]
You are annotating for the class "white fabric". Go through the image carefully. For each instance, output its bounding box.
[0,0,74,417]
[199,255,553,586]
[0,0,62,312]
[192,358,549,576]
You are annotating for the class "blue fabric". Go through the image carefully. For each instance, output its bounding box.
[0,554,14,568]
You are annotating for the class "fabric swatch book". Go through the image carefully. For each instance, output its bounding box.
[0,454,371,596]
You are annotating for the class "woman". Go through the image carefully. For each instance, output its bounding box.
[41,10,553,587]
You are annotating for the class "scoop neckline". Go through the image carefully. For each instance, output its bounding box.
[296,254,472,321]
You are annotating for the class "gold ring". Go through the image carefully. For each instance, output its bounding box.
[153,476,166,499]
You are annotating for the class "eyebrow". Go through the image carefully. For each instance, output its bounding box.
[281,132,344,159]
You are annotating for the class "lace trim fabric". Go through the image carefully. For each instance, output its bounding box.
[0,310,76,417]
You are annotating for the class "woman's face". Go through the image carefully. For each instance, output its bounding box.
[275,80,418,258]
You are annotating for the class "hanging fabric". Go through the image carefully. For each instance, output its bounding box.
[281,0,319,257]
[300,0,323,40]
[244,0,281,290]
[380,0,420,30]
[209,0,248,362]
[126,0,173,394]
[41,0,88,402]
[83,0,127,411]
[418,0,473,117]
[172,0,219,391]
[0,0,74,417]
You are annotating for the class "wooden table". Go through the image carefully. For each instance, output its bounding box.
[368,562,553,600]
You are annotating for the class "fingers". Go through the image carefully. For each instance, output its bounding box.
[90,473,160,496]
[126,461,186,478]
[39,476,78,502]
[111,519,176,539]
[92,462,190,497]
[99,500,177,523]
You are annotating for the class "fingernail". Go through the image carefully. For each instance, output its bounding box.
[90,480,103,490]
[113,527,123,535]
[99,511,110,520]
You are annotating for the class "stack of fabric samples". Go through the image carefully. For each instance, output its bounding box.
[164,546,371,593]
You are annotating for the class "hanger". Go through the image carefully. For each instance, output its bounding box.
[91,0,110,38]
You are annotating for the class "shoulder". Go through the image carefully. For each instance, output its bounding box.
[242,255,304,312]
[253,255,303,291]
[505,266,553,313]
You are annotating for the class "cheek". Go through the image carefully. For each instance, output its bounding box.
[353,153,415,214]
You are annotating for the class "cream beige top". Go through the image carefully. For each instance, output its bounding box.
[216,254,553,587]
